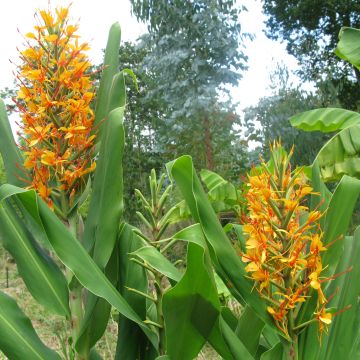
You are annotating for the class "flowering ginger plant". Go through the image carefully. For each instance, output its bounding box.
[15,6,96,210]
[241,142,346,342]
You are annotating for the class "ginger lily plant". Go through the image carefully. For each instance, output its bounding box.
[0,6,359,360]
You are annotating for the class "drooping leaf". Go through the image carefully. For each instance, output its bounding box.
[313,123,360,181]
[0,290,61,360]
[167,156,276,331]
[0,190,70,318]
[0,185,158,348]
[335,27,360,69]
[290,108,360,133]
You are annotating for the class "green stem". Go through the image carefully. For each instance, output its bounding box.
[66,215,86,360]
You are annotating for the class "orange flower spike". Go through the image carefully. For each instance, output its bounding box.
[241,142,331,339]
[16,5,96,208]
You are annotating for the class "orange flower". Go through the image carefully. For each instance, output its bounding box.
[241,142,332,337]
[16,5,96,208]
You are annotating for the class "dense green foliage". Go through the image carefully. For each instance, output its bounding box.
[262,0,360,110]
[129,0,249,171]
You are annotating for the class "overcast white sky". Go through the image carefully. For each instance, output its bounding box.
[0,0,299,115]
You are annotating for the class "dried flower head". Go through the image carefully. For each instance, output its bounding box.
[241,142,333,337]
[15,5,96,209]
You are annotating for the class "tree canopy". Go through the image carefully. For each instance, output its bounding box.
[263,0,360,109]
[129,0,249,171]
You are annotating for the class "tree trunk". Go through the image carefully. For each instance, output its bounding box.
[354,66,360,87]
[203,115,214,170]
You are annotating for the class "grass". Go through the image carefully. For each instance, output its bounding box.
[0,247,220,359]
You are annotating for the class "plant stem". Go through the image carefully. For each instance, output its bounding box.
[66,215,86,360]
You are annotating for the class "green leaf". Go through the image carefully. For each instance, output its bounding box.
[0,99,28,186]
[218,315,254,360]
[313,123,360,181]
[0,290,60,360]
[115,224,156,359]
[167,156,276,331]
[260,343,283,360]
[130,245,182,282]
[290,108,360,133]
[75,244,119,355]
[236,305,265,356]
[84,107,125,264]
[335,27,360,69]
[0,191,70,318]
[322,175,360,278]
[200,169,238,204]
[93,22,121,134]
[0,185,158,349]
[107,71,126,114]
[163,242,220,360]
[321,228,360,360]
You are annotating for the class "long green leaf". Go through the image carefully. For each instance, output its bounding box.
[93,22,121,134]
[0,185,158,348]
[236,306,264,356]
[335,27,360,69]
[75,244,119,355]
[313,123,360,181]
[290,107,360,133]
[84,107,124,263]
[0,99,28,186]
[322,228,360,360]
[130,245,182,282]
[163,242,220,360]
[116,224,156,359]
[322,175,360,278]
[0,192,70,318]
[0,290,60,360]
[167,156,276,331]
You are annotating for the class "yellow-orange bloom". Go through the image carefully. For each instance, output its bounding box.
[16,5,96,208]
[241,142,331,337]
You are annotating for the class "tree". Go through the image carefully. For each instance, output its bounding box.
[129,0,249,171]
[262,0,360,110]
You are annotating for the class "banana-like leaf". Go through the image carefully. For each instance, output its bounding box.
[290,108,360,133]
[0,291,61,360]
[335,27,360,69]
[130,245,182,282]
[200,169,238,204]
[0,99,28,186]
[0,184,158,348]
[93,22,121,134]
[167,156,276,331]
[162,242,220,360]
[116,223,157,359]
[0,190,70,318]
[313,123,360,181]
[84,107,124,263]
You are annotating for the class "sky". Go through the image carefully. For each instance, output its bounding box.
[0,0,300,126]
